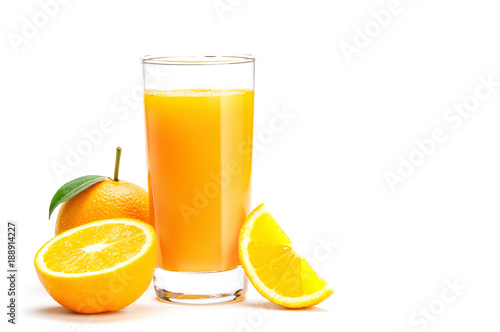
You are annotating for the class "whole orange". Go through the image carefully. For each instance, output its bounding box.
[55,178,150,235]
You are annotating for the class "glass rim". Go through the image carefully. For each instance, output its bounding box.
[141,54,255,65]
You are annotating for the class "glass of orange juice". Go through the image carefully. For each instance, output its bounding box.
[141,55,255,304]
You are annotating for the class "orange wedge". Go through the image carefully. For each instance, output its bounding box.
[35,218,158,313]
[239,204,333,308]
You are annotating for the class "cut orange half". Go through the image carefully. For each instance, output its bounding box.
[34,218,158,313]
[239,204,333,308]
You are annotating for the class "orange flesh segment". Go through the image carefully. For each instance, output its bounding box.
[301,259,327,295]
[274,257,304,297]
[248,241,293,268]
[249,213,292,245]
[255,252,295,289]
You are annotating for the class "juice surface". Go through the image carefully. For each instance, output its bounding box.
[144,89,254,272]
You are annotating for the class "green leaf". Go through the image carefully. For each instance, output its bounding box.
[49,175,107,219]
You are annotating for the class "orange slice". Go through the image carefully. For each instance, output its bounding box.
[34,218,158,313]
[239,204,333,308]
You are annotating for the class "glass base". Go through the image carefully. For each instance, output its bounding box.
[154,265,247,304]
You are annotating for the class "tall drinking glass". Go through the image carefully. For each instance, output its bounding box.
[142,55,254,304]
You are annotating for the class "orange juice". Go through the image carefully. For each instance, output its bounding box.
[144,89,254,272]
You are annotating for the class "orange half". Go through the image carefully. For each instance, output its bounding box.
[35,218,158,313]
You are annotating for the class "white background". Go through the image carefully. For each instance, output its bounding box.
[2,0,500,331]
